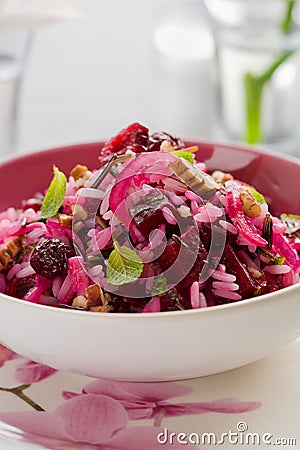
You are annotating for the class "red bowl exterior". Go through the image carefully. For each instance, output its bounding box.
[0,141,299,217]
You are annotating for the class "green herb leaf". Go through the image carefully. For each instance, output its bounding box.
[244,186,266,204]
[41,166,67,219]
[150,274,168,296]
[107,244,144,286]
[274,256,286,266]
[172,150,194,164]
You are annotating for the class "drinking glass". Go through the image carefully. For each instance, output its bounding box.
[0,32,31,157]
[202,0,300,155]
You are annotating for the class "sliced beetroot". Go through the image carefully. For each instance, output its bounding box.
[109,152,177,227]
[148,131,185,152]
[200,221,236,251]
[220,244,261,298]
[159,286,190,311]
[262,272,285,294]
[129,189,175,240]
[157,226,208,287]
[99,123,149,164]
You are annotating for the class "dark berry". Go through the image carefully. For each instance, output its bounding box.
[148,131,184,152]
[6,275,36,299]
[99,123,149,165]
[30,238,72,279]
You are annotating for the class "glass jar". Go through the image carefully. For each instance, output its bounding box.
[0,32,31,157]
[202,0,300,155]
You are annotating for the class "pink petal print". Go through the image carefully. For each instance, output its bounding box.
[83,379,192,403]
[105,426,195,449]
[0,412,70,447]
[0,344,18,368]
[119,401,156,420]
[61,390,80,400]
[55,393,128,444]
[15,360,57,384]
[161,398,262,417]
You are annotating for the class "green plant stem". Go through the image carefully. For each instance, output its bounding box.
[281,0,295,33]
[244,50,294,144]
[0,384,45,411]
[243,0,296,144]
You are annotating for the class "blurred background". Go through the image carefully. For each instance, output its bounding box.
[1,0,300,157]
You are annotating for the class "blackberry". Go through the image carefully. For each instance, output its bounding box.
[30,238,72,279]
[148,131,184,152]
[6,275,36,299]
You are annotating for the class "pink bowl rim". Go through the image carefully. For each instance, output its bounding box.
[1,139,300,319]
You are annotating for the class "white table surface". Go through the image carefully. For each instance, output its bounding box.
[0,340,299,449]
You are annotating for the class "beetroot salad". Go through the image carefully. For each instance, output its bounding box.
[0,123,299,313]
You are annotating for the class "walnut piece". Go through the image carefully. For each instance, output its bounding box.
[72,295,88,309]
[240,191,261,218]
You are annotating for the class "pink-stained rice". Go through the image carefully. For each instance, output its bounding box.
[162,207,177,225]
[212,281,239,291]
[213,290,242,301]
[212,271,236,282]
[219,220,238,235]
[264,265,291,275]
[190,281,200,309]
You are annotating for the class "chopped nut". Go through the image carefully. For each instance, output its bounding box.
[58,214,73,227]
[71,204,88,220]
[70,164,88,181]
[104,293,111,304]
[85,283,106,308]
[0,248,13,266]
[6,237,22,258]
[212,170,233,184]
[90,305,112,313]
[160,140,176,152]
[240,191,261,218]
[177,205,192,218]
[72,295,88,309]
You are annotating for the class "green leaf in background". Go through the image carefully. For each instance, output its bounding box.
[172,150,195,164]
[243,0,295,145]
[244,186,266,204]
[107,243,144,286]
[41,166,67,219]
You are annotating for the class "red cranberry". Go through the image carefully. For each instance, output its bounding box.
[99,123,149,164]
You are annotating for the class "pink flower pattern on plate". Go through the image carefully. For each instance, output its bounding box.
[0,393,191,449]
[14,360,57,384]
[63,379,261,423]
[0,344,262,449]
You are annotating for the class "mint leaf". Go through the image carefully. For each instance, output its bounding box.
[107,244,144,286]
[274,256,286,266]
[172,150,194,164]
[41,166,67,219]
[244,186,266,204]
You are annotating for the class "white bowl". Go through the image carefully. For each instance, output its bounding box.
[0,141,299,381]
